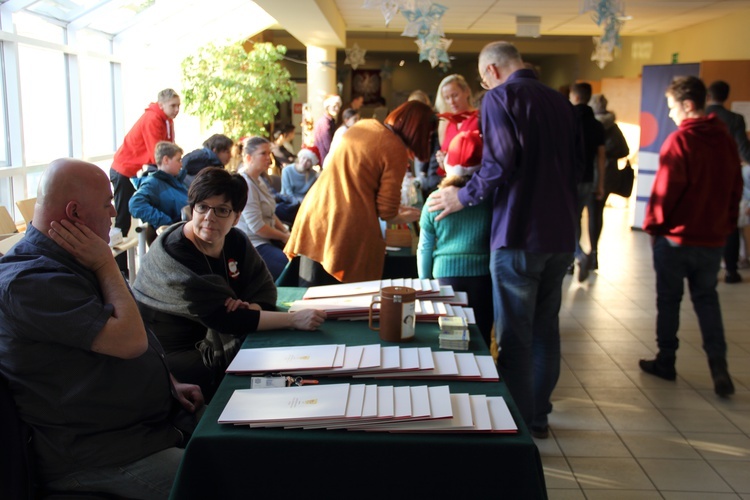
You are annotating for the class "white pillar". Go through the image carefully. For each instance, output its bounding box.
[306,45,337,120]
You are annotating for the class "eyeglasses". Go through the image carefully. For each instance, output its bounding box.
[193,203,233,218]
[480,65,495,91]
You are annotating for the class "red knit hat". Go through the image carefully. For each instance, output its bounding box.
[445,130,483,177]
[297,145,321,166]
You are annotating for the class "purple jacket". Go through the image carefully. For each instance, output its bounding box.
[313,114,336,164]
[458,69,582,253]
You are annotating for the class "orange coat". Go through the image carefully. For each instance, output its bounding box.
[285,119,409,282]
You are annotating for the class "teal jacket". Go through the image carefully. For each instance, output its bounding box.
[417,199,492,279]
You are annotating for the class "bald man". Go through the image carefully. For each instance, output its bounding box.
[0,158,202,499]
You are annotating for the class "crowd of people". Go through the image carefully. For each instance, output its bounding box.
[0,40,746,500]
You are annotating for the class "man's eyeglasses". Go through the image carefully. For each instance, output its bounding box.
[193,203,233,218]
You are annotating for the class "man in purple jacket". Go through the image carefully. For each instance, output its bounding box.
[429,41,581,439]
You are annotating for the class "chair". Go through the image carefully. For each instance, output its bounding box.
[268,174,282,194]
[110,218,149,283]
[275,256,300,287]
[0,205,19,235]
[0,232,25,256]
[15,197,36,226]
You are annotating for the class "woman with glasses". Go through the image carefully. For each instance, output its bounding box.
[133,167,326,402]
[236,137,291,280]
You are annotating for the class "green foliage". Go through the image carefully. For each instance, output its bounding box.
[181,41,297,139]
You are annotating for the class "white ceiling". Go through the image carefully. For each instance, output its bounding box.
[7,0,750,54]
[334,0,750,37]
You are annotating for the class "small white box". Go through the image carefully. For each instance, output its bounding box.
[438,316,467,333]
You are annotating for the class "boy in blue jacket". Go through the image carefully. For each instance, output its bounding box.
[129,142,188,243]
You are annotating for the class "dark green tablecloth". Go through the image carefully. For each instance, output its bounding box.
[170,288,547,500]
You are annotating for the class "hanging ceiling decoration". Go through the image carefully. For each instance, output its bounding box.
[363,0,401,26]
[344,43,367,70]
[415,34,451,69]
[364,0,451,70]
[581,0,627,69]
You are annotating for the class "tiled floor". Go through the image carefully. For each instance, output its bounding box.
[541,205,750,499]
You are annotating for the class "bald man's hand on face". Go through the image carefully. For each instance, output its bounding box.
[48,219,115,273]
[37,159,147,359]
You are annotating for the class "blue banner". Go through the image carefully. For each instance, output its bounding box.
[639,63,700,154]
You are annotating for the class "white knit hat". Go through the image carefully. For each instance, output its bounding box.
[297,145,321,166]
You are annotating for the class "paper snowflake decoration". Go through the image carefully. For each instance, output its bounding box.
[345,43,367,70]
[363,0,404,26]
[415,35,452,69]
[401,1,447,38]
[581,0,627,67]
[380,60,394,80]
[591,37,614,69]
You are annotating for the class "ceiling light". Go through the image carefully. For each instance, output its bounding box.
[516,16,541,38]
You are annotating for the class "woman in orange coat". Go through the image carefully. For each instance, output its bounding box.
[285,101,434,286]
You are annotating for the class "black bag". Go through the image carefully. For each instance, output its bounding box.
[605,160,634,198]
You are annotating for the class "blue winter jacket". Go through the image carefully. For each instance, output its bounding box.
[129,169,189,227]
[181,147,223,187]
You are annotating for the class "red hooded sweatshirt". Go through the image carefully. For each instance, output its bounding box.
[644,114,742,247]
[111,102,175,177]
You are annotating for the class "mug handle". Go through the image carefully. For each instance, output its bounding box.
[368,296,381,331]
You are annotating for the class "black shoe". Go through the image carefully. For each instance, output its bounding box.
[709,358,735,397]
[639,356,677,381]
[725,272,742,284]
[530,425,549,439]
[577,254,590,282]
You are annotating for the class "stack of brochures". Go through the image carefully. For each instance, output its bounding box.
[289,278,476,324]
[218,382,517,433]
[302,278,452,300]
[438,317,470,350]
[225,344,498,381]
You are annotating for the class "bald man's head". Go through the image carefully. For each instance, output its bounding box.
[35,158,116,243]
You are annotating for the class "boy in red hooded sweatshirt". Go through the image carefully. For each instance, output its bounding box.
[640,76,742,397]
[109,88,180,270]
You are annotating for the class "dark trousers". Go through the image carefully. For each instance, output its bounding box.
[491,249,573,429]
[587,193,609,255]
[255,243,288,281]
[437,275,493,349]
[724,228,740,274]
[109,168,135,271]
[652,236,727,360]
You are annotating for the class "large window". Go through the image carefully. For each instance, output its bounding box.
[80,55,115,157]
[18,44,70,164]
[0,45,8,167]
[13,11,65,44]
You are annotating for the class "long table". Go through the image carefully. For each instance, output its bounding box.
[170,288,547,500]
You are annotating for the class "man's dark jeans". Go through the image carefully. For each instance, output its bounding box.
[652,236,727,359]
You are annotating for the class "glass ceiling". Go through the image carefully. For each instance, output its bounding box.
[2,0,278,55]
[24,0,156,34]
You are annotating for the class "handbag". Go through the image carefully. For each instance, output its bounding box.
[605,160,634,198]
